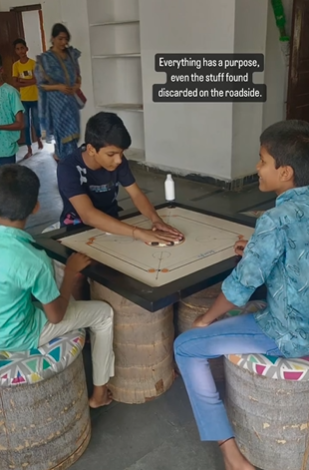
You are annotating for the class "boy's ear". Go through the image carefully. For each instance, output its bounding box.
[280,165,294,183]
[32,201,40,215]
[86,143,96,157]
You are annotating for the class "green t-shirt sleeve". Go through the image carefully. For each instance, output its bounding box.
[9,88,24,116]
[31,257,60,305]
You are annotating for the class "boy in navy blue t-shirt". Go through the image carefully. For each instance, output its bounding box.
[57,112,182,245]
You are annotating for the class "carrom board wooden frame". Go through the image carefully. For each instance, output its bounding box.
[34,202,256,312]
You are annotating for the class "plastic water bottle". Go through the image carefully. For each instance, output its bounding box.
[164,174,175,201]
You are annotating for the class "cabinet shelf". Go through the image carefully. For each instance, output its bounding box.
[92,53,141,59]
[88,0,144,152]
[98,103,143,112]
[90,20,140,27]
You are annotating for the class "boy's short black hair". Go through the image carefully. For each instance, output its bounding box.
[13,38,27,48]
[260,119,309,187]
[85,112,132,151]
[0,165,40,221]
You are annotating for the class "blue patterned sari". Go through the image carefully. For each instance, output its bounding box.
[35,47,81,160]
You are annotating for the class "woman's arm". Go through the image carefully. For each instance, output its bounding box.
[40,84,73,94]
[40,84,61,91]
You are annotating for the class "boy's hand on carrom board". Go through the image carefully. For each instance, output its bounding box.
[152,220,184,239]
[135,228,182,245]
[65,253,92,274]
[234,235,248,256]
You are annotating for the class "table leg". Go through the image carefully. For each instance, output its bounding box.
[91,282,175,404]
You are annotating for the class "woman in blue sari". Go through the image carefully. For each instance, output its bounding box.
[35,24,83,161]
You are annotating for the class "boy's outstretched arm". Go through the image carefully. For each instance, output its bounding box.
[125,182,183,236]
[193,213,284,328]
[42,253,91,324]
[193,292,236,327]
[68,193,181,244]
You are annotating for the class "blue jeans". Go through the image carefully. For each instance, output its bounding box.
[22,101,41,146]
[174,312,283,441]
[0,155,16,165]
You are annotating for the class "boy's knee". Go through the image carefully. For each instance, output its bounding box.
[174,330,193,358]
[91,300,114,324]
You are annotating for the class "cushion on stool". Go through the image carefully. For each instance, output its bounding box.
[226,353,309,381]
[0,329,86,386]
[225,300,309,382]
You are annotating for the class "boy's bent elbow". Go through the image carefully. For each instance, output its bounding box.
[48,312,65,324]
[80,209,96,226]
[43,299,66,324]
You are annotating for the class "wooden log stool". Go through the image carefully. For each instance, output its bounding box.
[176,283,225,382]
[0,329,91,470]
[224,352,309,470]
[91,282,175,404]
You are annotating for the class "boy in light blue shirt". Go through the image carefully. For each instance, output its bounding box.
[0,54,24,165]
[0,164,115,409]
[174,120,309,470]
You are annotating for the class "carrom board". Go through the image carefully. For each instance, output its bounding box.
[59,206,254,287]
[35,203,255,311]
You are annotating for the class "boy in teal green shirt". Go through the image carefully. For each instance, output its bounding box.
[0,54,24,165]
[0,164,115,408]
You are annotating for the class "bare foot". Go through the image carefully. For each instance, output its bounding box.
[89,385,113,409]
[21,147,32,161]
[220,438,255,470]
[38,138,44,150]
[224,459,255,470]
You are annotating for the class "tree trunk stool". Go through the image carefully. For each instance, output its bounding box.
[224,352,309,470]
[0,329,90,470]
[91,282,175,404]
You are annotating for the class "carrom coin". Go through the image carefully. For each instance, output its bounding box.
[145,233,185,247]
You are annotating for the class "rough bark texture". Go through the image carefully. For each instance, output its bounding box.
[0,354,91,470]
[91,282,175,404]
[225,357,309,470]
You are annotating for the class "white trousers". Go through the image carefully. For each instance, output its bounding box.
[39,300,115,386]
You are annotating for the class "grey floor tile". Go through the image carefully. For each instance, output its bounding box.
[123,422,225,470]
[71,395,184,470]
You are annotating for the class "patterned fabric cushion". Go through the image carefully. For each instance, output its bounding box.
[0,329,86,387]
[225,301,309,381]
[226,353,309,381]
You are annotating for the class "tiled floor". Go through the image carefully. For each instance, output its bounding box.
[18,144,270,470]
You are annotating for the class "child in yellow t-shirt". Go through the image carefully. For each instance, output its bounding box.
[12,38,43,160]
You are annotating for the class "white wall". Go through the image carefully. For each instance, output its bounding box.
[22,10,42,59]
[140,0,289,181]
[139,0,236,180]
[231,0,268,180]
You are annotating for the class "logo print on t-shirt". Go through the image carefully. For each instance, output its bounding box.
[76,165,87,185]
